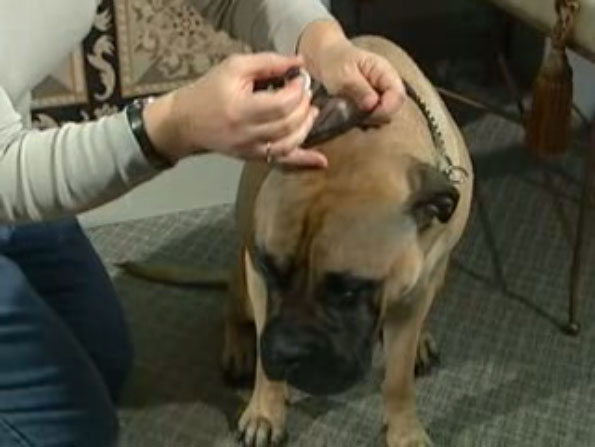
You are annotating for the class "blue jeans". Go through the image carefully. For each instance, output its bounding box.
[0,218,133,447]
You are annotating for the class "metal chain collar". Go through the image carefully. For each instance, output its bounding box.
[402,80,469,185]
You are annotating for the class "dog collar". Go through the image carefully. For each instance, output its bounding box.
[401,80,468,185]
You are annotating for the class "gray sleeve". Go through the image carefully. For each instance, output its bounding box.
[189,0,335,54]
[0,86,158,223]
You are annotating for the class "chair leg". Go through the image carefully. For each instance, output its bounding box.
[436,87,523,124]
[496,51,526,119]
[440,51,593,336]
[496,43,595,336]
[567,123,595,336]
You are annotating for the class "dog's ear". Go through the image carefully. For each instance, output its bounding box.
[408,162,460,229]
[302,81,372,148]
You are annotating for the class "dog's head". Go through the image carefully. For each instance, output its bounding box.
[252,132,460,396]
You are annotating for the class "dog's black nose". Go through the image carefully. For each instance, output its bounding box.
[260,317,313,381]
[260,315,371,395]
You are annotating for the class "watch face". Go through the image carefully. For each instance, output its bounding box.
[144,96,156,106]
[132,96,154,108]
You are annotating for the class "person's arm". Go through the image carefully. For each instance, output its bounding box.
[0,49,327,223]
[190,1,404,122]
[188,0,335,55]
[0,86,159,222]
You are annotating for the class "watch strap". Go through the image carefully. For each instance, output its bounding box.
[125,97,173,170]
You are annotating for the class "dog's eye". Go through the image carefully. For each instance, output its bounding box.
[254,249,274,276]
[324,273,378,305]
[253,247,291,290]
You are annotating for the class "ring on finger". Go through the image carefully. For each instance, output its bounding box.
[265,141,274,164]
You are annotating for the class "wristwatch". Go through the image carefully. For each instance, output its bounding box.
[125,96,174,170]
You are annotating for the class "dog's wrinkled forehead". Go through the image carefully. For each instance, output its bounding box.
[253,171,319,269]
[254,177,420,281]
[311,201,418,277]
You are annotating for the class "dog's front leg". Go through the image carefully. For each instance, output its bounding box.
[237,249,288,447]
[382,260,447,447]
[382,315,431,447]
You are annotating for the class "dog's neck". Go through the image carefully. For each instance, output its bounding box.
[401,80,468,185]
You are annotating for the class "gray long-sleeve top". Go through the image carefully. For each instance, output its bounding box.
[0,0,333,222]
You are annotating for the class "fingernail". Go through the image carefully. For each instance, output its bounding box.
[300,68,311,93]
[315,151,328,167]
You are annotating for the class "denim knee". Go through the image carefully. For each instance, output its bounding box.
[0,256,120,447]
[0,411,119,447]
[0,255,29,303]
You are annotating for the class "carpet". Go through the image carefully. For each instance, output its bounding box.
[85,106,595,446]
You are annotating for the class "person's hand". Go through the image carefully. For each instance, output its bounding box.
[298,21,405,125]
[143,52,328,168]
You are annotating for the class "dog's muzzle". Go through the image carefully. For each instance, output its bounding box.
[260,315,372,396]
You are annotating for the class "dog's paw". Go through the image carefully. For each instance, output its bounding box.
[414,330,440,377]
[386,416,432,447]
[221,320,257,387]
[236,402,287,447]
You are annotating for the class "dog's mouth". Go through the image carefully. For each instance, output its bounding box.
[282,357,367,396]
[260,335,372,396]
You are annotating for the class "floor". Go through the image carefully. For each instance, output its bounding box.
[85,104,595,446]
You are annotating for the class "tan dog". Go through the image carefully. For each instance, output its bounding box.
[122,35,473,447]
[222,34,472,447]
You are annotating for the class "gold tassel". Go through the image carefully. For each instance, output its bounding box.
[525,45,573,156]
[524,0,580,157]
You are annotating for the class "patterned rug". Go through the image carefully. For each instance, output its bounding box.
[31,0,248,128]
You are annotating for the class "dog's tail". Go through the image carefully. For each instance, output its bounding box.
[115,261,229,288]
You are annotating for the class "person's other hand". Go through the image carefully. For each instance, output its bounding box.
[143,52,327,168]
[298,21,405,125]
